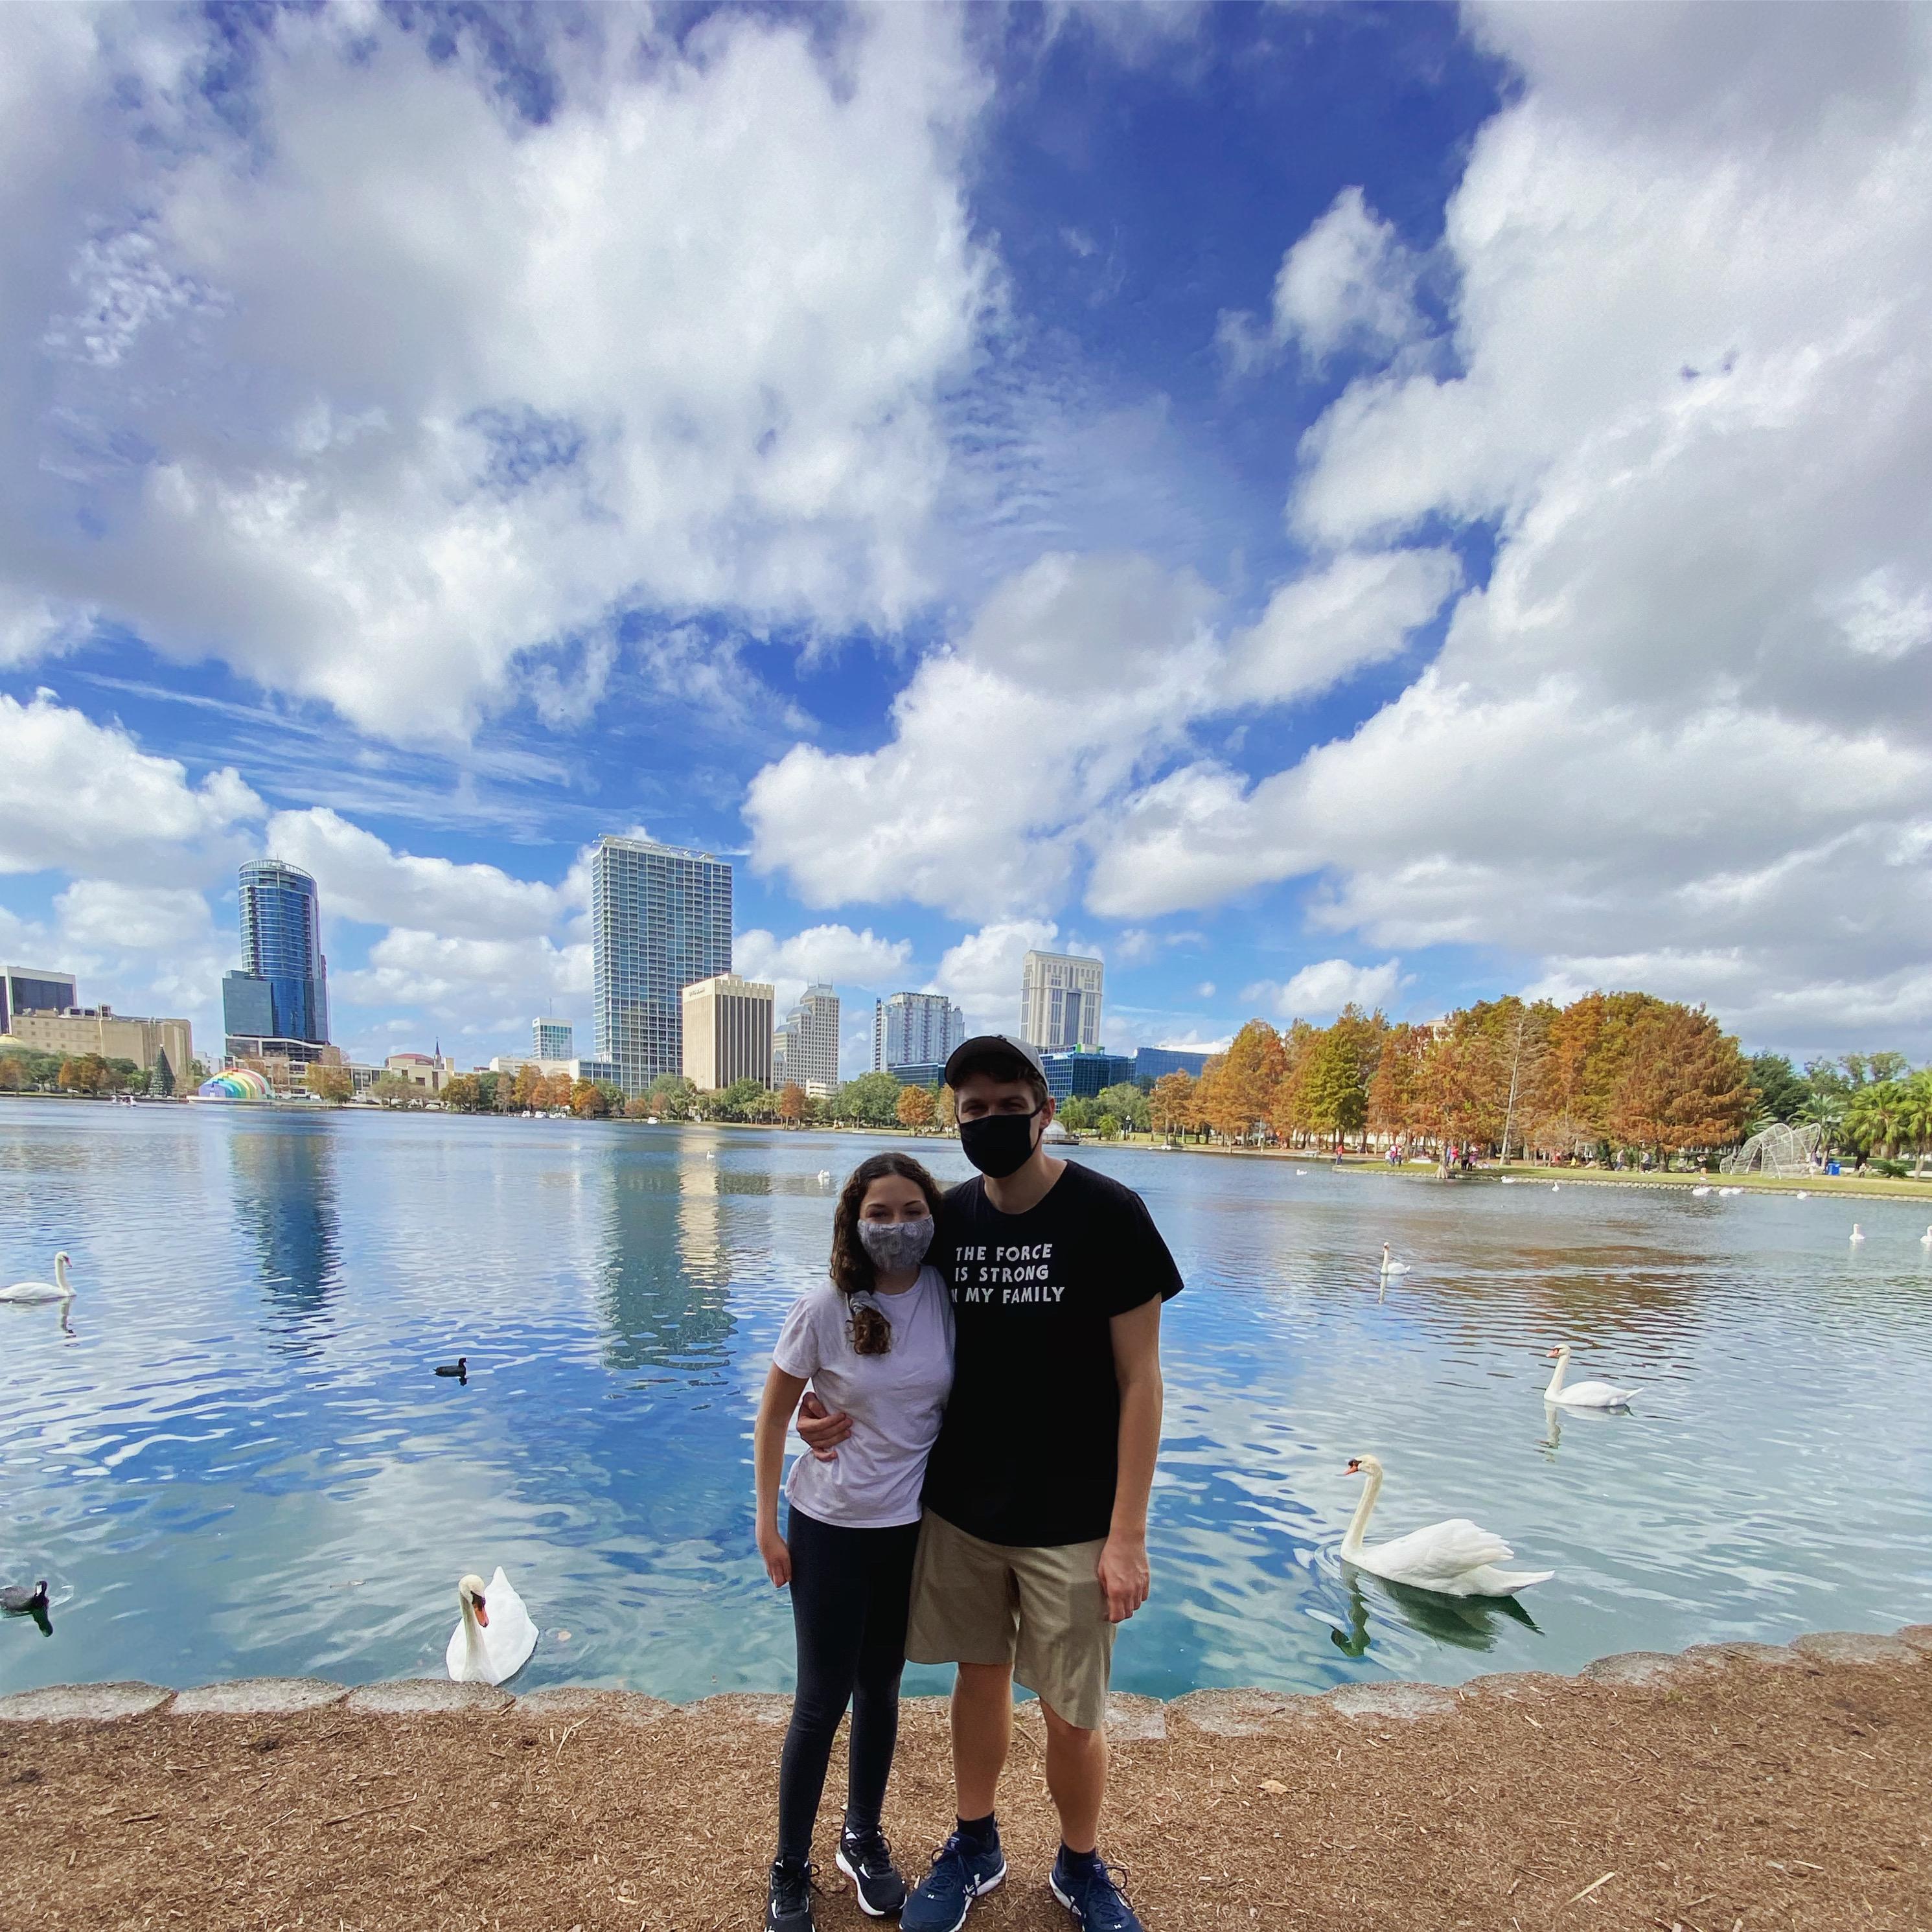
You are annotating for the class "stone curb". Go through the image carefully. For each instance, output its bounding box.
[1,1622,1924,1728]
[170,1677,349,1716]
[0,1681,172,1723]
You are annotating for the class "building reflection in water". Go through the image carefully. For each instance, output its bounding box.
[596,1154,739,1385]
[228,1118,342,1352]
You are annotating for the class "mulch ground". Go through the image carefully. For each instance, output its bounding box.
[2,1646,1928,1932]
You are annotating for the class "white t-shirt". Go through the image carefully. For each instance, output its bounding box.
[773,1267,954,1530]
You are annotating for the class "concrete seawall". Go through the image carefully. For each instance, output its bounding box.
[2,1625,1927,1929]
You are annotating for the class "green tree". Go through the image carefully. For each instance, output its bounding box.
[309,1063,355,1104]
[1745,1051,1809,1125]
[643,1073,698,1121]
[1095,1081,1151,1134]
[833,1072,903,1127]
[716,1077,767,1121]
[1059,1097,1094,1132]
[371,1072,416,1108]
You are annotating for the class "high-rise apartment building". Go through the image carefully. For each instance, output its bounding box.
[681,975,775,1090]
[224,860,330,1066]
[873,991,966,1073]
[0,966,78,1035]
[1020,950,1104,1052]
[773,983,839,1095]
[533,1018,573,1061]
[591,835,733,1093]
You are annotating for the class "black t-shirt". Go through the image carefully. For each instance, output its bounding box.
[922,1159,1183,1548]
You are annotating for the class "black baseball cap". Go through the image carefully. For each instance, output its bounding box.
[944,1033,1048,1089]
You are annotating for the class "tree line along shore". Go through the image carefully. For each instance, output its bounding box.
[7,988,1927,1181]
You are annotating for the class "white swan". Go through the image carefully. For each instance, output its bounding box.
[1543,1343,1639,1409]
[1378,1243,1412,1277]
[1690,1184,1711,1197]
[1921,1225,1932,1247]
[0,1252,74,1304]
[1340,1455,1553,1597]
[816,1170,831,1184]
[1850,1224,1865,1244]
[445,1568,538,1685]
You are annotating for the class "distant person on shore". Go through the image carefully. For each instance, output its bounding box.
[752,1151,953,1932]
[800,1034,1182,1932]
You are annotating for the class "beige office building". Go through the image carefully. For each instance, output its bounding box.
[3,1006,194,1088]
[682,974,775,1090]
[1020,950,1105,1052]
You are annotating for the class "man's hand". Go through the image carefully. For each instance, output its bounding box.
[1097,1530,1149,1624]
[795,1389,853,1462]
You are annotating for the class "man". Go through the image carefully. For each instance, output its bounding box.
[800,1034,1180,1932]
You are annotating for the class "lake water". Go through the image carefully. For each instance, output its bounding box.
[3,1103,1929,1702]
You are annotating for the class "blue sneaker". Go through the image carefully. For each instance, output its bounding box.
[900,1828,1007,1932]
[1050,1850,1144,1932]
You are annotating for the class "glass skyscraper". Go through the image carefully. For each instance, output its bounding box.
[873,991,966,1072]
[591,835,733,1092]
[533,1018,574,1061]
[224,860,329,1063]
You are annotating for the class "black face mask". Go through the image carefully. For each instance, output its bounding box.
[959,1107,1042,1179]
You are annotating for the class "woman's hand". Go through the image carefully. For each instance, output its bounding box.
[757,1520,792,1588]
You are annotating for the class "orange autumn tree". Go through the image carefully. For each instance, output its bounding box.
[895,1083,935,1131]
[1607,1003,1754,1158]
[1367,1022,1429,1147]
[1149,1070,1201,1138]
[1201,1021,1287,1141]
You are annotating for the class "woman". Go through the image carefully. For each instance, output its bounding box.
[754,1151,952,1932]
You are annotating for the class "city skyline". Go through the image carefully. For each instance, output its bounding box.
[2,8,1927,1069]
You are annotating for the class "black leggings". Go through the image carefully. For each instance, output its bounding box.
[777,1504,921,1867]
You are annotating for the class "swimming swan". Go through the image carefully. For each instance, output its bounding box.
[1341,1455,1553,1598]
[1379,1243,1412,1277]
[1922,1225,1931,1247]
[0,1253,73,1303]
[446,1568,538,1685]
[1543,1343,1639,1409]
[1850,1224,1866,1244]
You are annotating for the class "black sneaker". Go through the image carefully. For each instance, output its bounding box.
[1050,1850,1143,1932]
[900,1828,1007,1932]
[836,1824,908,1918]
[766,1858,817,1932]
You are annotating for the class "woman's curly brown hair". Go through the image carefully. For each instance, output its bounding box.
[829,1151,943,1355]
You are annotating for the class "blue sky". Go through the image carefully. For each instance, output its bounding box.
[3,1,1929,1076]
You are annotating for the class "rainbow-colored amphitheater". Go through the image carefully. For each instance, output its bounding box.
[198,1068,273,1101]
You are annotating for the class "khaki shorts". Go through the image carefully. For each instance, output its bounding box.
[904,1509,1114,1731]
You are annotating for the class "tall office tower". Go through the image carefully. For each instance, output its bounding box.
[681,975,775,1090]
[591,834,733,1092]
[774,983,840,1094]
[1020,950,1105,1052]
[533,1018,574,1061]
[0,965,78,1034]
[224,860,330,1064]
[873,991,967,1072]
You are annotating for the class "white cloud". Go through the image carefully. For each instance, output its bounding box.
[746,552,1219,918]
[1,3,995,737]
[334,928,590,1018]
[264,807,568,940]
[1217,187,1426,374]
[1256,957,1405,1022]
[930,918,1061,1033]
[734,923,914,1016]
[1091,5,1932,1052]
[0,690,261,877]
[1222,548,1460,706]
[53,879,213,952]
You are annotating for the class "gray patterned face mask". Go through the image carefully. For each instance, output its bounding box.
[857,1215,934,1272]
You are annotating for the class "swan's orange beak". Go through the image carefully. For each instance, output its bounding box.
[1345,1458,1363,1475]
[472,1596,489,1627]
[1546,1347,1561,1358]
